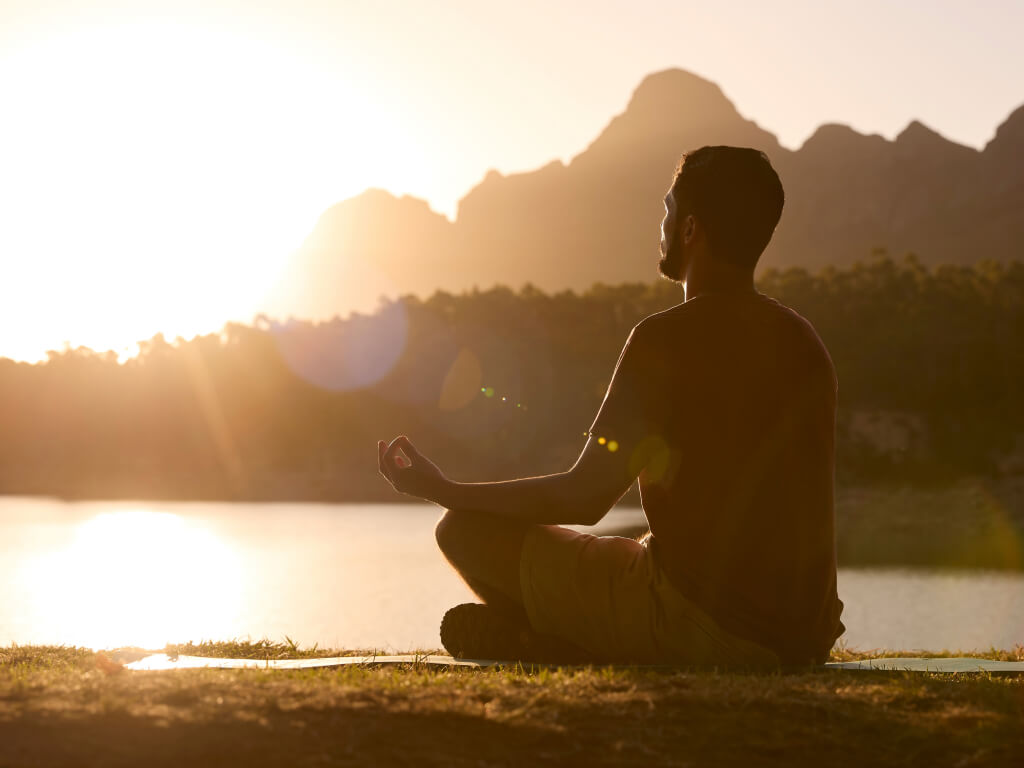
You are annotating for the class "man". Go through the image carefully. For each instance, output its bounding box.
[378,146,845,667]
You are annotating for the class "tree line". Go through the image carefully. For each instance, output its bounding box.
[1,253,1021,501]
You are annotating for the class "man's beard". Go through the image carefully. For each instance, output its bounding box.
[658,239,684,282]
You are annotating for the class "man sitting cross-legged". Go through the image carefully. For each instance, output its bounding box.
[377,146,845,668]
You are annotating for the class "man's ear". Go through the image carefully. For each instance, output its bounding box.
[682,214,697,245]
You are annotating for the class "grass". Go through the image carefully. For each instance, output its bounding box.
[2,642,1022,767]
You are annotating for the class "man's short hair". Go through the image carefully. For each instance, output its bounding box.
[669,146,784,270]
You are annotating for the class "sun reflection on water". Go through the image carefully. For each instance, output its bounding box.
[19,510,242,650]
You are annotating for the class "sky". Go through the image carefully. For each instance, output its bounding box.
[1,0,1022,361]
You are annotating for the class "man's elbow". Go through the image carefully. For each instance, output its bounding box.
[557,468,631,527]
[575,489,619,527]
[540,474,603,526]
[579,509,608,527]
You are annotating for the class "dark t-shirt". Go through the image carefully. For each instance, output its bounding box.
[589,291,845,665]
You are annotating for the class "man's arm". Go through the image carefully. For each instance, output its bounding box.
[379,434,638,526]
[377,322,652,525]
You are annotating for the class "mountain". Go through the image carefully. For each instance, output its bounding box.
[271,189,456,317]
[266,69,1024,319]
[456,70,785,288]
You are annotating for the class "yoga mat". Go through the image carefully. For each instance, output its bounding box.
[825,657,1024,673]
[124,653,1024,674]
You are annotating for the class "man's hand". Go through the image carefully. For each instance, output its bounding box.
[377,435,450,503]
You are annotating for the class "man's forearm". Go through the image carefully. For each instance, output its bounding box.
[427,472,602,526]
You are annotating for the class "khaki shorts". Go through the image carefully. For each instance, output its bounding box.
[519,526,780,668]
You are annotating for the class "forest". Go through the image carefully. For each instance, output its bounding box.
[1,253,1022,501]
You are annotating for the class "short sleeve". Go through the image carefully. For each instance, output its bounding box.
[588,324,652,452]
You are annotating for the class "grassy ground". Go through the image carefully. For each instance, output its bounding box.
[2,642,1022,767]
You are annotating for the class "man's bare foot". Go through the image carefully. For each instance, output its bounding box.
[439,603,596,664]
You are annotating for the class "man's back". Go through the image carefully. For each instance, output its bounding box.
[590,291,844,665]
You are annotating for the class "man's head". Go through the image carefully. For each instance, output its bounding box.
[659,146,784,283]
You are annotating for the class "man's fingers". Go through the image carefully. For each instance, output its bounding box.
[379,435,421,483]
[395,435,422,461]
[378,440,393,481]
[383,436,410,472]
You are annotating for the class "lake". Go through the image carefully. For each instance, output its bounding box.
[2,497,1022,653]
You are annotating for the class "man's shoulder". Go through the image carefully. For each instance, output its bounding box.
[761,297,837,383]
[635,294,833,360]
[632,303,689,335]
[633,293,777,335]
[764,296,831,349]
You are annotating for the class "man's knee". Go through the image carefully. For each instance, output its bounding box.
[434,508,472,560]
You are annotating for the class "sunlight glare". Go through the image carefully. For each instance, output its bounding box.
[0,20,411,360]
[19,510,242,649]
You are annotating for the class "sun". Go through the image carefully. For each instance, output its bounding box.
[0,20,392,361]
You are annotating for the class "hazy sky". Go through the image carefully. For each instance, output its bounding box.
[2,0,1022,360]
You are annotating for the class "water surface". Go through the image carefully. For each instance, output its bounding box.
[2,498,1022,652]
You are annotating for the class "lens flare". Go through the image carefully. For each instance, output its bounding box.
[438,349,482,411]
[271,301,408,391]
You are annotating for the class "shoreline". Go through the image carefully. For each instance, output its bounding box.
[4,480,1022,572]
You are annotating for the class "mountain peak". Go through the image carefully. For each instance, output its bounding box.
[617,68,750,134]
[799,123,888,158]
[318,188,447,222]
[985,103,1024,155]
[629,68,731,109]
[896,120,974,155]
[896,119,936,141]
[569,68,781,171]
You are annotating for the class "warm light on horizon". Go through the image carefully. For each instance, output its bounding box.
[0,20,423,362]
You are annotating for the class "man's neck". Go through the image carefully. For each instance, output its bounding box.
[683,260,756,301]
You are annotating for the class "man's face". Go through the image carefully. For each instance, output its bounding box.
[658,191,685,282]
